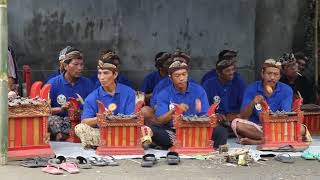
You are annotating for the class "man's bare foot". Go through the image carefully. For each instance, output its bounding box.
[240,138,264,145]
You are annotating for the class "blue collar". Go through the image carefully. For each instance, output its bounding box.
[99,83,121,97]
[172,81,191,95]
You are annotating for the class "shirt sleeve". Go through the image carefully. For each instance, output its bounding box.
[240,86,255,110]
[7,50,16,79]
[155,91,170,117]
[81,94,98,120]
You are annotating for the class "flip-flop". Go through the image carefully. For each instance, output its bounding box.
[20,157,49,168]
[102,157,119,166]
[41,164,64,175]
[167,152,180,165]
[301,151,316,160]
[141,154,157,167]
[272,145,296,152]
[76,156,92,169]
[274,154,294,163]
[59,162,80,174]
[88,157,108,166]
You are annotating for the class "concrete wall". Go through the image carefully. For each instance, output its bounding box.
[8,0,256,89]
[254,0,312,77]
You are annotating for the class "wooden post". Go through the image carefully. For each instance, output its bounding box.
[315,0,319,92]
[0,0,8,166]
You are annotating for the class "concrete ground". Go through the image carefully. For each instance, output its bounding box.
[1,158,320,180]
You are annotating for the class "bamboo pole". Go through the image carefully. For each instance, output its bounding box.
[315,0,319,92]
[0,0,8,166]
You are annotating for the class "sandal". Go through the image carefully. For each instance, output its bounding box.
[59,162,80,174]
[272,145,296,152]
[102,157,119,166]
[141,154,157,167]
[76,156,92,169]
[88,157,108,166]
[167,152,180,165]
[41,164,64,175]
[301,151,316,160]
[20,157,49,168]
[274,154,294,163]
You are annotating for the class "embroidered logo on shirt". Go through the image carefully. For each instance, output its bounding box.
[213,96,221,104]
[255,103,262,111]
[169,102,175,110]
[57,94,67,105]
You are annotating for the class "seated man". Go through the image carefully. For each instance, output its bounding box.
[143,60,228,149]
[90,49,131,88]
[47,48,94,141]
[140,52,171,105]
[279,53,315,104]
[231,59,307,145]
[45,46,72,83]
[150,49,196,108]
[202,56,246,139]
[201,49,244,85]
[75,51,135,149]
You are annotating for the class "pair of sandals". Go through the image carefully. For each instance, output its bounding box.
[87,157,119,166]
[141,152,180,167]
[42,156,81,175]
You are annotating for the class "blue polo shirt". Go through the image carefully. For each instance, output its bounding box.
[155,82,209,127]
[202,76,246,114]
[90,72,132,89]
[140,71,166,94]
[47,74,94,117]
[241,81,293,124]
[81,83,135,121]
[150,77,197,107]
[200,69,244,85]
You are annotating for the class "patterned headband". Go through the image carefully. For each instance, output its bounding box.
[97,60,118,71]
[168,61,188,74]
[62,51,83,63]
[262,58,282,69]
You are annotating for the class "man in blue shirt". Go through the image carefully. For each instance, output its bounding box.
[201,49,244,85]
[142,60,228,150]
[140,52,171,105]
[75,51,135,149]
[47,48,94,141]
[90,49,132,89]
[150,49,193,108]
[231,59,308,145]
[203,57,246,146]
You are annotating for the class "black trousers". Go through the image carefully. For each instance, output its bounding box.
[149,124,175,150]
[211,125,229,149]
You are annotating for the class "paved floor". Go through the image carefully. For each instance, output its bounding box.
[1,158,320,180]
